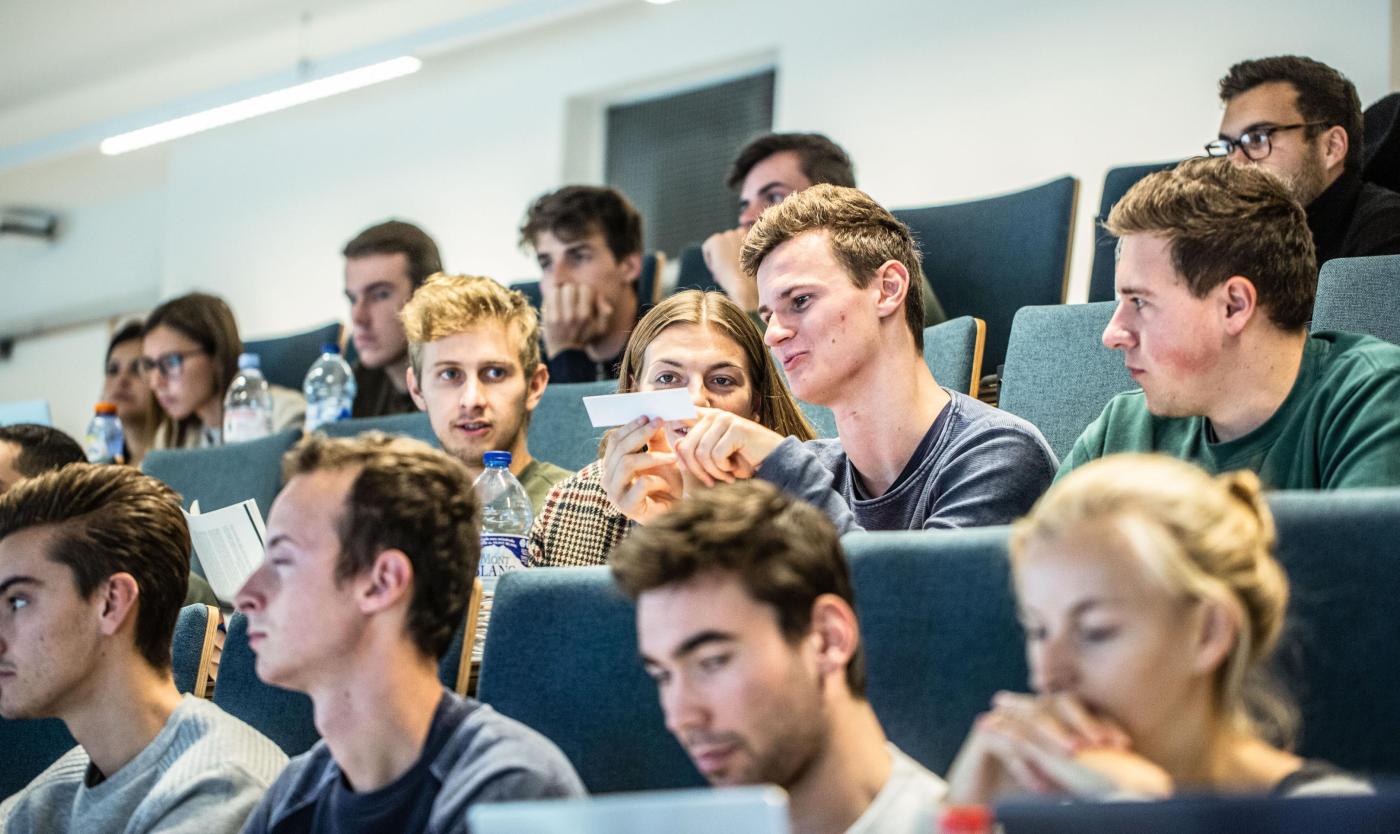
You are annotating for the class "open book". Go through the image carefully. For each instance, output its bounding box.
[183,499,266,608]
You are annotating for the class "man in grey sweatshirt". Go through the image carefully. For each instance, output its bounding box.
[235,433,584,834]
[665,184,1057,532]
[0,464,287,833]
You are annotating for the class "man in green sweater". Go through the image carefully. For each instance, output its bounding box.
[1060,157,1400,488]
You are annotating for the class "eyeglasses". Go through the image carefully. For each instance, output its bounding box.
[1204,122,1328,161]
[139,350,205,378]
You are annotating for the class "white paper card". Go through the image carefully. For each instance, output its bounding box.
[583,388,699,428]
[183,499,266,607]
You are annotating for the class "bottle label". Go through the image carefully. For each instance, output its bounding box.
[225,407,273,444]
[304,398,353,434]
[479,534,529,578]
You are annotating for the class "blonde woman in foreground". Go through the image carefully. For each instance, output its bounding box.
[946,454,1371,803]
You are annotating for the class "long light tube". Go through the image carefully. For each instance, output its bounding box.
[100,56,422,155]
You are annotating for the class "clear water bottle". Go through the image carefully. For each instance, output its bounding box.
[84,402,124,464]
[472,451,533,662]
[302,343,357,434]
[223,353,273,444]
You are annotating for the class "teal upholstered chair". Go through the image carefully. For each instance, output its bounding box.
[844,528,1027,775]
[998,302,1136,462]
[477,568,703,793]
[674,244,715,293]
[1087,161,1178,303]
[894,176,1078,373]
[142,427,301,523]
[2,603,222,797]
[924,316,986,397]
[798,400,838,439]
[319,411,438,447]
[1310,255,1400,346]
[213,613,320,756]
[1267,487,1400,776]
[527,379,618,472]
[243,321,343,391]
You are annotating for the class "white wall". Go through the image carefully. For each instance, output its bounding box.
[1,0,1393,439]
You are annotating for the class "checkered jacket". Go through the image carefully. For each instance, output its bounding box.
[528,460,634,567]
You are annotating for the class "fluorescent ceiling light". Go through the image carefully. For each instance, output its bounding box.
[100,56,422,155]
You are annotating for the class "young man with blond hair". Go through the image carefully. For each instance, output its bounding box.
[1062,157,1400,487]
[0,464,286,832]
[651,184,1055,532]
[237,434,584,833]
[400,273,572,512]
[613,481,946,834]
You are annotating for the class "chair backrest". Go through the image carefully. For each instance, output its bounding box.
[1311,255,1400,346]
[797,400,838,439]
[476,568,703,793]
[1266,487,1400,776]
[437,579,483,696]
[319,411,439,447]
[843,528,1028,775]
[141,427,301,522]
[1087,161,1178,302]
[171,603,220,698]
[213,613,321,756]
[0,399,52,427]
[998,302,1136,461]
[510,253,664,312]
[674,244,716,293]
[894,176,1078,372]
[243,321,343,391]
[527,379,618,472]
[923,316,985,397]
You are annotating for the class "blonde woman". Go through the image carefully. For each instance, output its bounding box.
[947,454,1370,802]
[529,290,815,567]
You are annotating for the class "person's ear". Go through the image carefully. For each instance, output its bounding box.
[406,366,427,411]
[358,549,414,615]
[1220,276,1258,337]
[872,260,911,321]
[1191,597,1240,678]
[620,252,643,285]
[808,594,860,687]
[525,363,549,412]
[1320,124,1348,172]
[96,572,141,639]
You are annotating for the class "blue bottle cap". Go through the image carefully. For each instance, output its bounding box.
[483,451,512,468]
[321,343,340,355]
[237,352,261,370]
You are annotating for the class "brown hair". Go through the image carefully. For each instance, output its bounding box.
[612,480,865,696]
[1011,454,1296,745]
[0,464,190,670]
[343,220,444,291]
[1105,157,1316,331]
[282,433,478,659]
[741,183,926,351]
[400,273,542,381]
[142,292,243,444]
[519,185,643,262]
[0,424,85,481]
[613,290,815,443]
[1219,56,1363,175]
[726,132,856,191]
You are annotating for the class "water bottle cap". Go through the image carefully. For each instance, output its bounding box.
[94,401,118,415]
[483,451,512,468]
[321,343,341,355]
[238,352,261,370]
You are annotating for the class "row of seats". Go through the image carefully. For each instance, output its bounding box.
[9,485,1384,799]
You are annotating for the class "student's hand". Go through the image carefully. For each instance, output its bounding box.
[542,282,613,357]
[672,407,784,487]
[945,691,1134,805]
[602,416,684,524]
[702,229,758,312]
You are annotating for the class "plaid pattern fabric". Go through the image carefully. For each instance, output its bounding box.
[528,460,634,567]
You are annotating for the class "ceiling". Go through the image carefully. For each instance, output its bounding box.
[0,0,604,164]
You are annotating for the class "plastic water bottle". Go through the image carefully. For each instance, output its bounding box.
[302,343,357,434]
[223,353,273,444]
[83,402,124,464]
[472,451,533,662]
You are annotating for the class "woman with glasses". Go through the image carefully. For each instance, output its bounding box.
[945,454,1370,803]
[141,292,305,450]
[102,321,160,466]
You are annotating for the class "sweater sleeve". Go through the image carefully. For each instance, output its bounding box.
[758,438,866,535]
